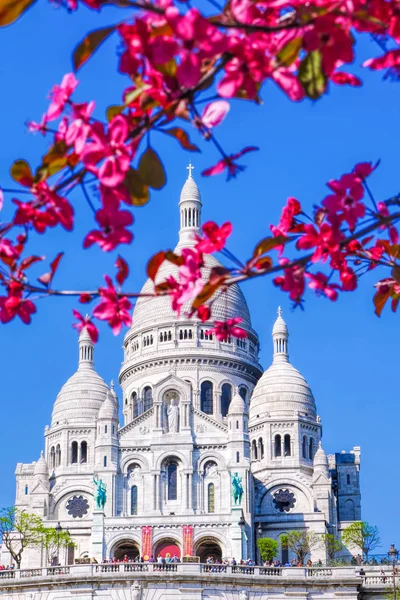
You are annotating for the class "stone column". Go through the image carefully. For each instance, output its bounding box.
[230,506,244,561]
[90,509,105,562]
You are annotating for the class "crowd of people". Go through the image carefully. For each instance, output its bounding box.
[0,565,14,571]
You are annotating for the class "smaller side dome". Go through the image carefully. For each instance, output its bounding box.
[228,389,248,416]
[98,389,118,421]
[313,441,329,474]
[34,451,49,479]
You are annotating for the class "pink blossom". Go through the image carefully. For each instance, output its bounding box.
[27,114,48,135]
[166,248,204,313]
[66,101,95,155]
[47,73,78,121]
[206,317,247,341]
[196,221,232,253]
[93,276,132,335]
[274,261,305,304]
[201,101,230,128]
[363,49,400,70]
[81,115,131,187]
[202,146,259,179]
[0,281,36,325]
[72,310,99,343]
[305,272,339,301]
[83,205,133,252]
[330,71,362,86]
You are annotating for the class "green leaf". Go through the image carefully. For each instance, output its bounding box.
[10,159,33,186]
[277,36,303,67]
[298,50,327,100]
[73,25,116,72]
[162,127,201,152]
[106,105,124,121]
[138,148,166,190]
[124,85,150,106]
[123,168,150,206]
[0,0,36,26]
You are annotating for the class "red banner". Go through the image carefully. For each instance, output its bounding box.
[182,525,194,557]
[142,526,153,561]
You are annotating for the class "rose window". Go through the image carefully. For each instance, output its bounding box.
[66,495,89,518]
[272,489,296,513]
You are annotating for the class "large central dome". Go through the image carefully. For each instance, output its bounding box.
[129,169,253,334]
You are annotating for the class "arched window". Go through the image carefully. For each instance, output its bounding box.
[221,383,232,417]
[345,499,355,520]
[167,462,178,500]
[131,485,138,515]
[71,441,78,464]
[208,483,215,513]
[50,446,55,469]
[55,445,61,467]
[309,438,314,461]
[274,434,281,457]
[239,387,248,402]
[200,381,213,415]
[25,485,28,495]
[132,392,139,418]
[103,456,107,467]
[347,473,351,485]
[302,436,307,459]
[80,441,87,463]
[143,386,153,412]
[258,437,264,459]
[252,439,258,460]
[284,434,291,456]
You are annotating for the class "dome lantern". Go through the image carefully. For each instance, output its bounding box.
[272,306,289,363]
[178,163,202,248]
[78,318,95,370]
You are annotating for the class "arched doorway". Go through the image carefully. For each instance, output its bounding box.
[154,538,181,560]
[112,540,140,561]
[195,538,223,563]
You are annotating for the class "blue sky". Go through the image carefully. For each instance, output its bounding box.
[0,1,398,555]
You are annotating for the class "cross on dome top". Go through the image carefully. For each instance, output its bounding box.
[277,306,282,317]
[186,162,194,178]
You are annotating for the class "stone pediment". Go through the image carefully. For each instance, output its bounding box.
[313,472,331,485]
[30,480,49,495]
[192,407,228,434]
[118,407,154,439]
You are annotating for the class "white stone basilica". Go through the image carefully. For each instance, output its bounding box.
[7,170,362,569]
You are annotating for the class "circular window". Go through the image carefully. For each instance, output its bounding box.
[272,489,296,513]
[66,495,89,518]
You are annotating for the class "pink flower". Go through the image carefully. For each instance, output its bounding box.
[330,71,362,86]
[47,73,78,121]
[0,281,36,325]
[206,317,247,341]
[93,276,132,335]
[81,115,131,187]
[66,101,95,155]
[296,222,342,263]
[377,201,399,244]
[305,272,339,300]
[27,114,48,135]
[201,101,230,128]
[72,310,99,343]
[0,238,19,261]
[340,267,358,291]
[363,49,400,70]
[202,146,259,179]
[83,206,133,252]
[196,221,232,253]
[165,248,204,313]
[274,261,305,304]
[197,305,211,322]
[323,172,366,230]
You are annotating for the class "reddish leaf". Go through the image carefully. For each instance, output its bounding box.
[10,159,34,187]
[138,148,166,190]
[165,251,184,267]
[392,265,400,285]
[0,0,36,27]
[373,287,391,317]
[147,251,166,281]
[73,25,116,72]
[124,168,150,206]
[37,252,64,287]
[163,127,201,152]
[191,281,220,310]
[115,255,129,286]
[19,255,44,271]
[252,236,288,258]
[79,293,93,303]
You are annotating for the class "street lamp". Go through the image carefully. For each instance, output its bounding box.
[388,544,398,600]
[55,521,62,566]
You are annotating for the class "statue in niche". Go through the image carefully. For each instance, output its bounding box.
[165,390,180,433]
[131,580,142,600]
[239,591,248,600]
[128,464,141,483]
[204,461,218,477]
[167,398,179,433]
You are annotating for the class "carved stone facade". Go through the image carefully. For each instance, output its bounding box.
[4,170,361,570]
